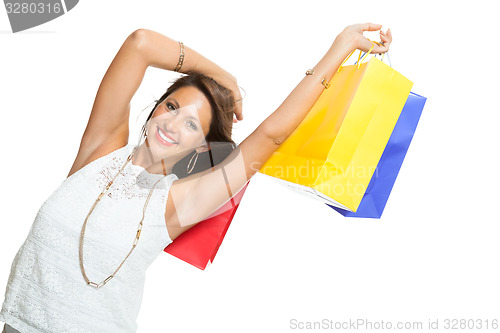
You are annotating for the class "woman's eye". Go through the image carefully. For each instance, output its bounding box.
[165,102,177,113]
[188,121,198,131]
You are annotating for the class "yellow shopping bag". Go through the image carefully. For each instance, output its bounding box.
[259,49,413,212]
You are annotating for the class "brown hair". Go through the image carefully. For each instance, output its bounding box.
[138,71,237,178]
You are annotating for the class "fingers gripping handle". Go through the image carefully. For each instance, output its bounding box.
[337,39,376,73]
[354,40,392,68]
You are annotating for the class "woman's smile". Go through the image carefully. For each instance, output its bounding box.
[156,125,178,146]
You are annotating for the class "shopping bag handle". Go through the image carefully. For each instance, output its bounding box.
[354,41,392,68]
[337,39,376,73]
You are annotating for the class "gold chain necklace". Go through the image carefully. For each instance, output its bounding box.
[79,146,165,289]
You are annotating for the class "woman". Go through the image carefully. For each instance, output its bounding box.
[0,23,391,332]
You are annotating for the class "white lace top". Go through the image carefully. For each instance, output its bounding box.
[0,143,178,333]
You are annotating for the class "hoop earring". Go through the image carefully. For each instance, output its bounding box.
[187,150,199,174]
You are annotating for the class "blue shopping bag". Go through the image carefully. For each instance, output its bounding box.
[329,91,427,218]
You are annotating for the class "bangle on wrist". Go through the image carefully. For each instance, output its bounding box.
[305,68,330,89]
[174,41,185,72]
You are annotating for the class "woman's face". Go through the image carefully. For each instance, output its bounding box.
[145,86,213,161]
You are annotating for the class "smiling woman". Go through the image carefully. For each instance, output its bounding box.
[132,71,237,179]
[0,24,391,333]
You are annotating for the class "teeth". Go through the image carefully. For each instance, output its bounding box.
[158,127,177,144]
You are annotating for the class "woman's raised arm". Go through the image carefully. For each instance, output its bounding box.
[68,29,241,178]
[165,23,392,240]
[137,29,243,121]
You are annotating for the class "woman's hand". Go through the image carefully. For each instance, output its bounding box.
[332,23,392,55]
[225,76,243,123]
[209,72,243,123]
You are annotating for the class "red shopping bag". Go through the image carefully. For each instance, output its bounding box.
[163,181,249,270]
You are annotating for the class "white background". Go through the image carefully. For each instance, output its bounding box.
[1,1,499,332]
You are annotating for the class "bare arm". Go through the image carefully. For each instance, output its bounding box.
[67,30,147,178]
[137,29,243,121]
[67,28,242,178]
[260,24,391,146]
[165,23,392,240]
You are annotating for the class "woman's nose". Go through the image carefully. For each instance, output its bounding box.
[164,117,179,133]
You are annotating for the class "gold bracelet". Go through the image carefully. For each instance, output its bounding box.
[174,41,185,72]
[305,68,329,89]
